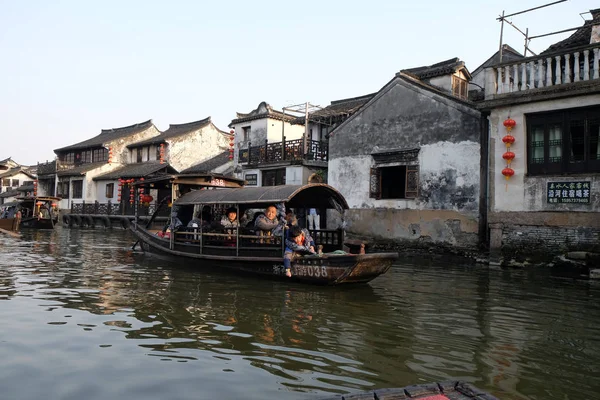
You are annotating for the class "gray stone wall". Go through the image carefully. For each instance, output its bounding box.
[501,225,600,257]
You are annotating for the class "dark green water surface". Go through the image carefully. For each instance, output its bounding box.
[1,227,599,399]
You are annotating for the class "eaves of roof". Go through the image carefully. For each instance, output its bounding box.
[93,161,178,181]
[54,119,156,153]
[128,117,213,148]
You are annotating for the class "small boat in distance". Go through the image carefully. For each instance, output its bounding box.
[15,195,61,229]
[130,175,397,285]
[0,201,21,233]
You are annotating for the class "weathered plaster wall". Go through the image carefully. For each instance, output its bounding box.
[328,78,481,248]
[111,126,161,164]
[329,79,480,158]
[267,119,304,143]
[489,95,600,213]
[168,125,228,172]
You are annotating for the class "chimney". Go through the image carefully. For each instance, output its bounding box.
[591,8,600,44]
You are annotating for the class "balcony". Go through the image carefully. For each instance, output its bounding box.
[484,43,600,99]
[238,138,328,165]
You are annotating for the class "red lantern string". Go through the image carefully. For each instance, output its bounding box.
[502,117,517,191]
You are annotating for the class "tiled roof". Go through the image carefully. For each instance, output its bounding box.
[56,162,105,177]
[128,117,214,148]
[55,119,157,153]
[472,44,524,73]
[17,184,34,192]
[93,161,177,181]
[403,57,471,80]
[0,167,36,180]
[229,102,297,127]
[295,93,376,124]
[180,151,231,174]
[541,9,600,54]
[37,160,57,176]
[0,189,19,198]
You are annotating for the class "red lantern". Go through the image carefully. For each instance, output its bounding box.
[502,134,515,148]
[502,151,515,164]
[503,118,516,132]
[502,167,515,180]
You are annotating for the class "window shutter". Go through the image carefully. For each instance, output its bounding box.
[369,167,381,199]
[405,166,419,199]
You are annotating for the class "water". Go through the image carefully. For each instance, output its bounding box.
[1,227,599,400]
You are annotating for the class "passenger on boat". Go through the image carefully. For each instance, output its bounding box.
[254,205,283,238]
[220,207,239,232]
[285,210,314,245]
[283,226,316,277]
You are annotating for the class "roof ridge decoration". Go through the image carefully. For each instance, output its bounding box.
[127,117,213,148]
[230,101,295,127]
[402,57,470,80]
[167,116,212,131]
[55,119,157,153]
[101,119,154,135]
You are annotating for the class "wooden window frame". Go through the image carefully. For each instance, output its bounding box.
[370,165,419,200]
[527,105,600,176]
[105,183,114,198]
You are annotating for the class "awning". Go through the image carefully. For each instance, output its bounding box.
[175,184,349,210]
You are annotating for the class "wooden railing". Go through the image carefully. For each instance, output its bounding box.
[485,42,600,98]
[70,201,170,217]
[238,139,328,164]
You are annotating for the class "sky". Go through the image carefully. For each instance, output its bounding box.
[1,0,597,165]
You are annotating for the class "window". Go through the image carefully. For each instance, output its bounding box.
[527,106,600,175]
[1,178,9,187]
[81,150,92,163]
[370,165,419,199]
[137,148,143,163]
[105,183,114,198]
[262,168,285,186]
[93,148,108,162]
[452,75,468,100]
[57,181,70,197]
[11,179,19,187]
[72,180,83,199]
[242,126,251,142]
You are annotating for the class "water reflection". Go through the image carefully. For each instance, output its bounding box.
[1,228,600,400]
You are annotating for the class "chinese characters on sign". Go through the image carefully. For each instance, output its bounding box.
[245,173,257,186]
[547,181,591,204]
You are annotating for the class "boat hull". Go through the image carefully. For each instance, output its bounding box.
[0,218,19,232]
[132,227,396,285]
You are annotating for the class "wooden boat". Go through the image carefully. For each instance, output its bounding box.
[0,201,21,232]
[317,380,499,399]
[14,196,61,229]
[130,177,398,285]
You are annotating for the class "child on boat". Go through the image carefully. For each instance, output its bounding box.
[283,225,316,278]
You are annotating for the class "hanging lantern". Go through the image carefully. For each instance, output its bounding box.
[502,134,515,148]
[503,118,516,132]
[502,167,515,180]
[502,151,515,164]
[228,130,235,160]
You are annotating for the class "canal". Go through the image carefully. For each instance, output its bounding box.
[1,227,599,400]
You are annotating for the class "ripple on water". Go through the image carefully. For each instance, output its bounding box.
[1,230,600,400]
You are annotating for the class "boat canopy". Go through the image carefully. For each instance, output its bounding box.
[133,173,246,189]
[174,184,349,210]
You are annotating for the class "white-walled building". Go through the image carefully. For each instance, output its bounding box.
[475,8,600,260]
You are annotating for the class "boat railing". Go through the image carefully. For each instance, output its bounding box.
[173,227,344,255]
